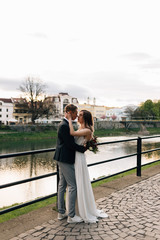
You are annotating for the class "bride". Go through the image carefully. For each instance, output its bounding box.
[67,109,108,223]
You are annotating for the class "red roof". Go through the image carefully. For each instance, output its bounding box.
[12,98,27,103]
[0,98,12,103]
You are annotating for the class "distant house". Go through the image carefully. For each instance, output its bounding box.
[106,105,138,121]
[40,93,79,122]
[0,98,14,125]
[12,98,31,124]
[77,103,107,119]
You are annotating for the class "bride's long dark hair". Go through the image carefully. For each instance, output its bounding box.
[80,110,94,132]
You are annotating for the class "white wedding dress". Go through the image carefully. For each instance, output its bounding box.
[73,135,108,223]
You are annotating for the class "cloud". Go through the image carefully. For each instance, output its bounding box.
[0,70,159,107]
[122,53,160,70]
[0,78,24,98]
[77,71,160,106]
[63,84,91,100]
[47,80,91,103]
[69,38,80,42]
[0,78,22,91]
[139,59,160,69]
[28,32,48,39]
[44,70,160,106]
[122,52,152,61]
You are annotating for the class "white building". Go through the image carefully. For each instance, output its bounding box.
[41,93,79,122]
[0,98,14,125]
[106,105,138,121]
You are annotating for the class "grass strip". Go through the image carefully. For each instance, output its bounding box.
[92,160,160,187]
[0,197,57,223]
[1,127,160,141]
[0,131,57,141]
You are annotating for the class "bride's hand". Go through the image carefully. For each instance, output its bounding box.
[67,112,72,120]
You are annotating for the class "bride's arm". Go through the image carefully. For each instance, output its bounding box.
[68,115,91,137]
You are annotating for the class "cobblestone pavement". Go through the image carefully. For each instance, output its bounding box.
[11,174,160,240]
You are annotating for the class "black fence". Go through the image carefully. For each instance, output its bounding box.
[1,135,160,215]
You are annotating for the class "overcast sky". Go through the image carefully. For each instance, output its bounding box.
[0,0,160,107]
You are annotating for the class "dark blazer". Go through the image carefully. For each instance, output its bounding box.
[54,119,86,164]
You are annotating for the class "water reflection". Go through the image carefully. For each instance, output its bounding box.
[0,136,160,208]
[142,141,160,161]
[13,153,57,173]
[0,153,57,184]
[0,138,57,154]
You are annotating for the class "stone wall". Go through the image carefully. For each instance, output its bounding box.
[94,121,125,130]
[8,120,160,132]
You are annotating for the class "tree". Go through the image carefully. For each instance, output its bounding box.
[132,99,160,120]
[139,100,156,120]
[124,106,137,120]
[153,100,160,119]
[19,77,47,123]
[42,100,56,119]
[132,107,143,120]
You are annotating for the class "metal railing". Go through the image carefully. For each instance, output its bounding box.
[1,135,160,215]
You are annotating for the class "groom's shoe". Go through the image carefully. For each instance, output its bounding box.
[67,215,83,223]
[58,212,67,220]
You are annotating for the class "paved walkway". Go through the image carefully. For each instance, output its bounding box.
[9,173,160,240]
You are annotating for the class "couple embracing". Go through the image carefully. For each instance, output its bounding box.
[54,104,108,223]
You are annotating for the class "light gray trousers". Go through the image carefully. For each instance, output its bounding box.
[57,161,76,217]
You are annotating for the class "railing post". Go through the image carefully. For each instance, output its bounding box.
[137,137,142,176]
[56,164,59,209]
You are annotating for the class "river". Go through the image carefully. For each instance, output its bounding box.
[0,135,160,208]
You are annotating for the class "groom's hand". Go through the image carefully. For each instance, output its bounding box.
[84,142,89,151]
[66,112,72,120]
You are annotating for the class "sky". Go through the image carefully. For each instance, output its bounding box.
[0,0,160,107]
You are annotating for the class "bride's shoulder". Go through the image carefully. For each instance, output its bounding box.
[79,128,91,133]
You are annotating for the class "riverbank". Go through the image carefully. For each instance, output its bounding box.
[1,127,160,141]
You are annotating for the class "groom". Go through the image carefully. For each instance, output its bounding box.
[54,104,87,223]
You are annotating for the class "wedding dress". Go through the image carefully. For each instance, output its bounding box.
[74,135,108,223]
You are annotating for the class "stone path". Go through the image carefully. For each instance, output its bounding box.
[10,173,160,240]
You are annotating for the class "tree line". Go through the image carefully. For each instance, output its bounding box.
[126,100,160,120]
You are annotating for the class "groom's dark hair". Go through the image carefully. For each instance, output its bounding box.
[65,104,77,113]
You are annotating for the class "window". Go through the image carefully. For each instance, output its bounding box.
[6,109,8,112]
[0,115,2,118]
[63,99,69,103]
[72,98,77,103]
[6,115,8,118]
[0,109,1,111]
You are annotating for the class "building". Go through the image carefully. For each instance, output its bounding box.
[106,108,124,121]
[43,93,79,120]
[0,98,14,125]
[106,105,138,121]
[0,98,31,125]
[12,98,31,124]
[77,103,107,119]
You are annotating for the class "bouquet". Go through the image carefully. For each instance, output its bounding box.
[87,135,99,154]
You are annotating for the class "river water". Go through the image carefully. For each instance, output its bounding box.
[0,135,160,208]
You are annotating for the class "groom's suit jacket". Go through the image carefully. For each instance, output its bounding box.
[54,119,86,164]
